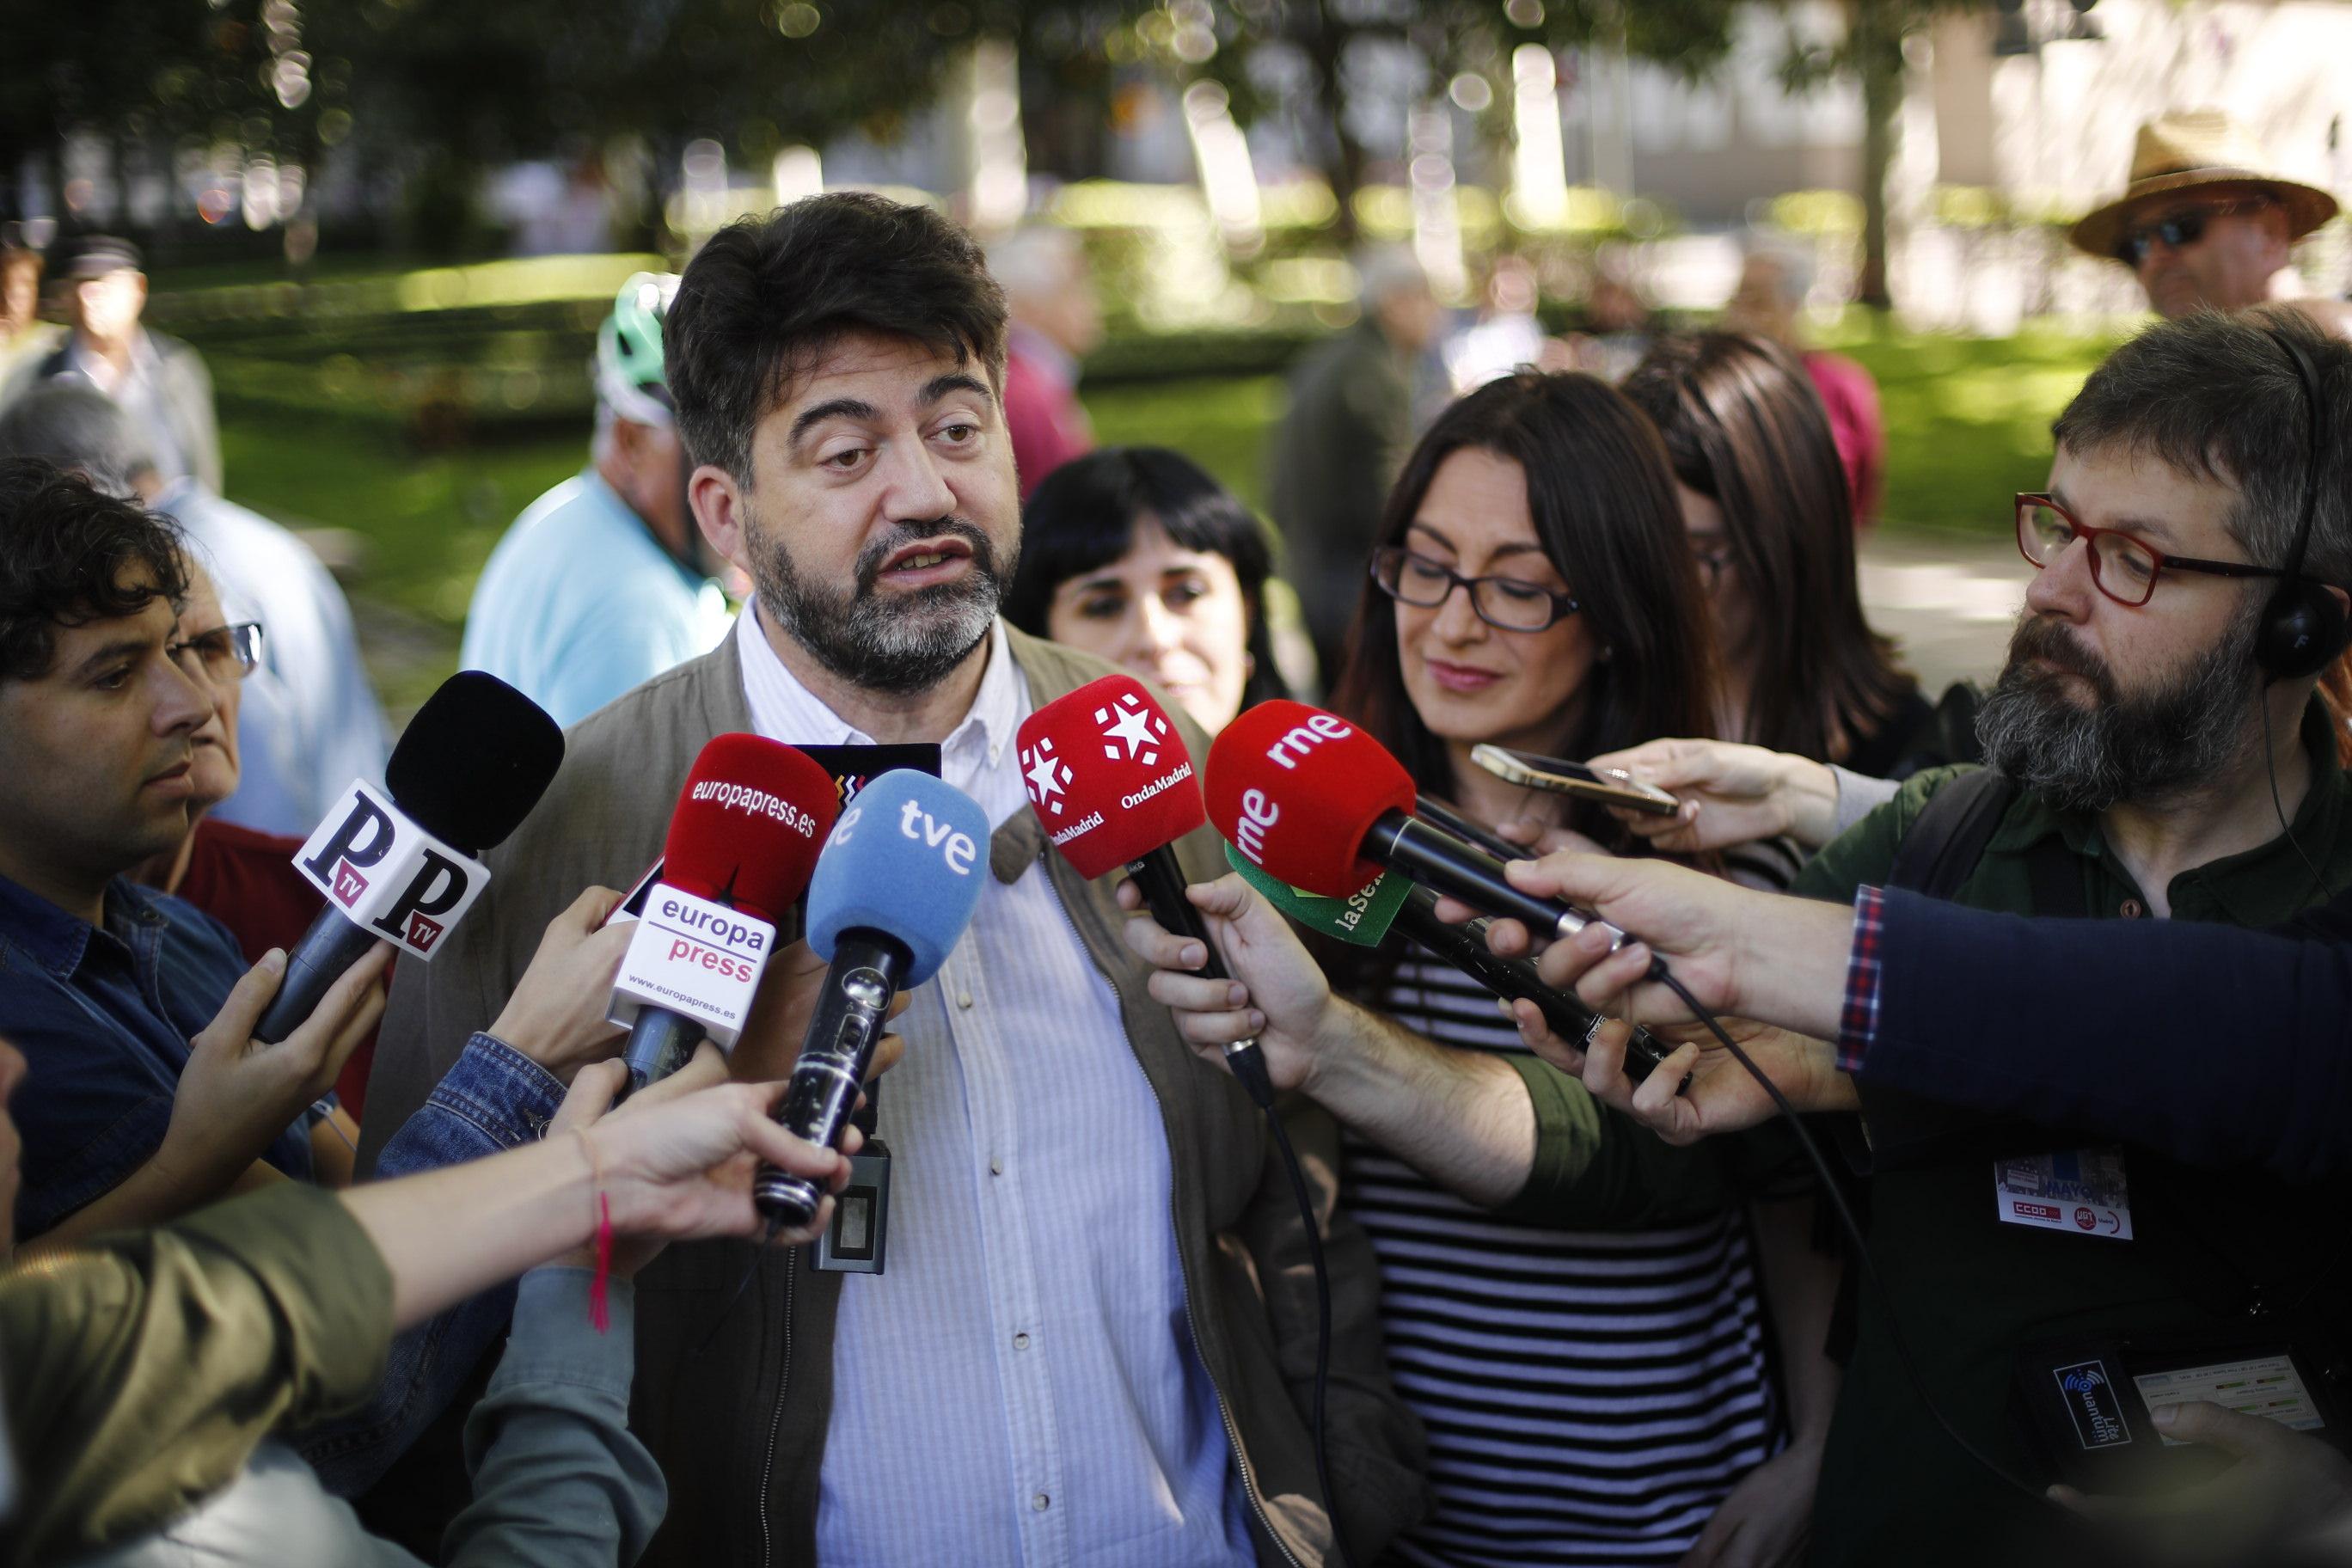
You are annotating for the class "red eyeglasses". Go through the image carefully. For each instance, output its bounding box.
[2014,493,2287,608]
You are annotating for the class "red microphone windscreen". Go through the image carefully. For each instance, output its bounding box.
[660,733,839,922]
[1204,701,1417,897]
[1017,674,1204,879]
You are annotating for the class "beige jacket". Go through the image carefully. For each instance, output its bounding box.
[359,625,1426,1568]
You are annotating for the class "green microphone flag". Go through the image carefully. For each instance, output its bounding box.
[1224,842,1412,946]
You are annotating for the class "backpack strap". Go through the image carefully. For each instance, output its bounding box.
[1887,767,2016,900]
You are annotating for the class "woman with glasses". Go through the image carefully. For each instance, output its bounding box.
[130,564,373,1149]
[1324,371,1836,1568]
[1004,445,1290,735]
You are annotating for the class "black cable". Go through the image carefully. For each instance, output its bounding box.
[2259,695,2332,912]
[1226,1048,1351,1568]
[1644,960,2060,1515]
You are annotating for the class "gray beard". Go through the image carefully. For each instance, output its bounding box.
[1975,608,2261,814]
[747,510,1013,697]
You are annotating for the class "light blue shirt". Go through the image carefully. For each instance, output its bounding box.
[461,470,733,728]
[153,480,389,837]
[737,607,1253,1568]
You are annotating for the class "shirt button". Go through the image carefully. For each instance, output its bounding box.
[1014,1331,1032,1350]
[989,1157,1004,1176]
[957,991,974,1009]
[2120,898,2146,918]
[1032,1493,1050,1511]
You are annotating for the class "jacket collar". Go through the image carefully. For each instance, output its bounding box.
[0,873,163,979]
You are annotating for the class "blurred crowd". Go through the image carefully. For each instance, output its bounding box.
[3,102,2352,1568]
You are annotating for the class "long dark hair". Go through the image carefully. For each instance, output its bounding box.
[1004,445,1289,714]
[1327,371,1718,845]
[1621,332,1914,764]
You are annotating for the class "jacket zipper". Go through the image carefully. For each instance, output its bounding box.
[758,1253,796,1568]
[1045,872,1307,1568]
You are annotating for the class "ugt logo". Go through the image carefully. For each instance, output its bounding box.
[1097,693,1167,766]
[1020,737,1075,816]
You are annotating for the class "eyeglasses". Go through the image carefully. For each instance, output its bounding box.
[1370,546,1581,632]
[2014,494,2284,609]
[167,621,265,685]
[1690,542,1734,591]
[2112,197,2272,267]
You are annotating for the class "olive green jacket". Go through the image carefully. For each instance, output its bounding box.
[359,624,1427,1568]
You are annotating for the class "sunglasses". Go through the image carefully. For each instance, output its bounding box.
[2112,197,2272,267]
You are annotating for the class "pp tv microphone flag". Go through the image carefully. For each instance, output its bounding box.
[263,671,565,1044]
[613,734,838,1088]
[756,769,989,1226]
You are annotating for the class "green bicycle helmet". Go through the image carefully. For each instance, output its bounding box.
[595,271,679,426]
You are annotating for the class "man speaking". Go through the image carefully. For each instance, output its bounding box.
[362,193,1422,1566]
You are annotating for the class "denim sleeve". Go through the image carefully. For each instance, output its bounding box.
[445,1268,665,1567]
[293,1033,568,1496]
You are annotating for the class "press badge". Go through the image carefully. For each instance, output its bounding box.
[1994,1146,2133,1240]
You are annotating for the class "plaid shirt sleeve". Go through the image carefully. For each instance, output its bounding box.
[1836,885,1888,1074]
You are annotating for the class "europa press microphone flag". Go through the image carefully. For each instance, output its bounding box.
[612,734,838,1090]
[1016,673,1277,1105]
[263,671,565,1044]
[755,769,989,1227]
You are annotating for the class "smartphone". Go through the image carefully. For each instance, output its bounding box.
[1470,744,1681,817]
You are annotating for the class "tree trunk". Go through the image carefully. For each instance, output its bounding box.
[1853,1,1903,310]
[1307,0,1364,245]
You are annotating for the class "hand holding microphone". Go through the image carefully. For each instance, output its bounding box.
[754,769,988,1228]
[1019,673,1279,1106]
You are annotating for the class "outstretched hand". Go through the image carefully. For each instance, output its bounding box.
[1589,738,1842,854]
[1116,872,1334,1093]
[2048,1401,2352,1567]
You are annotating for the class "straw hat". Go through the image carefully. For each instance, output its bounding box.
[2070,109,2338,261]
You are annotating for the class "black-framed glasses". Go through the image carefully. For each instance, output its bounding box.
[167,621,265,685]
[2113,197,2272,266]
[2015,494,2284,609]
[1690,542,1734,591]
[1369,546,1581,632]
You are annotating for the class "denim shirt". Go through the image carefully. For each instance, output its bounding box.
[0,873,313,1240]
[296,1032,569,1497]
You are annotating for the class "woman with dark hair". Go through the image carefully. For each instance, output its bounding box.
[1619,331,1928,776]
[1004,445,1287,734]
[1314,372,1836,1567]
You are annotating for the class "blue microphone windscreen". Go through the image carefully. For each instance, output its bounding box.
[805,769,989,986]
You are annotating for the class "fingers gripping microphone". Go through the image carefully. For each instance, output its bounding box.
[616,735,837,1092]
[260,672,565,1043]
[754,770,988,1228]
[1204,701,1652,968]
[1017,674,1282,1106]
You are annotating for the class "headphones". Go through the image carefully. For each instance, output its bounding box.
[2255,328,2350,681]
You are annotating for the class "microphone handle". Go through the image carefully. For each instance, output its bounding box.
[755,930,911,1228]
[254,905,379,1045]
[1393,890,1683,1090]
[622,1007,706,1095]
[1369,811,1646,962]
[1128,845,1276,1109]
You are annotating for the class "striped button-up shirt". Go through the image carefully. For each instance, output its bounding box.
[737,605,1253,1566]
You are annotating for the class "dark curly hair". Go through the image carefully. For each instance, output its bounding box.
[0,457,188,682]
[666,193,1008,482]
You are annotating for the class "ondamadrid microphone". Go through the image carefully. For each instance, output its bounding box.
[262,671,564,1044]
[754,769,989,1228]
[1016,673,1278,1105]
[1203,700,1637,950]
[613,734,837,1092]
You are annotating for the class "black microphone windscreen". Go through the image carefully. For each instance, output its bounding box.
[383,671,566,855]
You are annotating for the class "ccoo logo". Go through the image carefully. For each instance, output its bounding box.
[1020,737,1076,816]
[1098,694,1167,766]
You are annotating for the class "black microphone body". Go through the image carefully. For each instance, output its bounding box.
[1128,845,1276,1106]
[1367,810,1653,969]
[622,1008,706,1093]
[255,907,381,1044]
[755,931,910,1227]
[1393,890,1683,1088]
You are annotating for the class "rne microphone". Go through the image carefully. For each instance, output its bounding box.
[614,735,837,1092]
[262,671,565,1043]
[1222,848,1682,1087]
[754,769,989,1228]
[1016,673,1279,1106]
[1203,701,1652,967]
